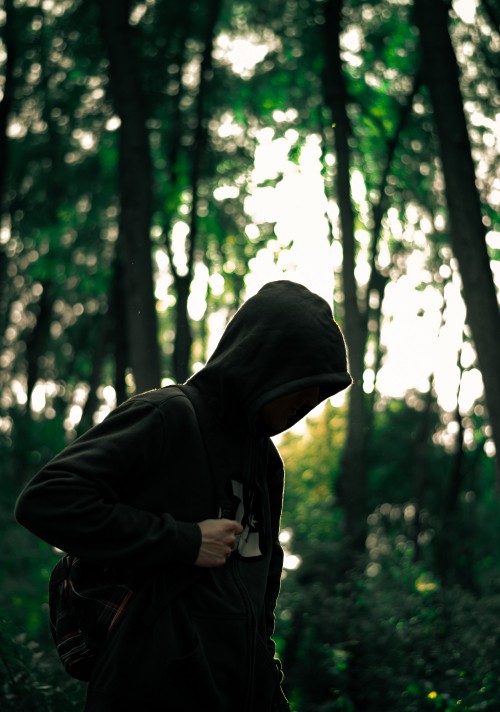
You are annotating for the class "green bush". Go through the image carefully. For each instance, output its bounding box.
[0,613,86,712]
[278,546,500,712]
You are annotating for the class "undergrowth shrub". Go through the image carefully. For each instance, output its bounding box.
[0,612,85,712]
[278,544,500,712]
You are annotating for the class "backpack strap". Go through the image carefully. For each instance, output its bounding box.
[177,384,236,518]
[142,384,226,626]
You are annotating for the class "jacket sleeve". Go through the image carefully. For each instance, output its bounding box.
[14,396,201,570]
[264,443,285,657]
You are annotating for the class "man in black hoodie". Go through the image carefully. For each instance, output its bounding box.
[15,280,352,712]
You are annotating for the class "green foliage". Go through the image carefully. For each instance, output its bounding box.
[278,546,500,712]
[280,402,347,543]
[0,613,85,712]
[281,396,498,589]
[1,0,499,709]
[276,396,500,709]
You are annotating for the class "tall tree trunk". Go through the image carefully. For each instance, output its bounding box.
[436,345,474,587]
[111,258,129,405]
[99,0,160,393]
[322,3,422,549]
[24,282,54,402]
[411,386,434,562]
[24,10,64,404]
[172,275,192,383]
[414,0,500,481]
[0,0,15,206]
[77,313,108,435]
[364,74,421,414]
[167,0,222,382]
[159,25,189,380]
[0,0,15,333]
[323,0,367,551]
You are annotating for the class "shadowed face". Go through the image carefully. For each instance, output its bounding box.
[259,386,320,434]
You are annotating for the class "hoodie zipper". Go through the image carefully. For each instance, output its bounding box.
[229,433,270,711]
[227,554,256,712]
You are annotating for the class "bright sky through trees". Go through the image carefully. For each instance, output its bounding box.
[4,0,498,441]
[3,6,500,705]
[160,0,499,428]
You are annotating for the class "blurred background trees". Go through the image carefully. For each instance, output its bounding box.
[1,0,499,709]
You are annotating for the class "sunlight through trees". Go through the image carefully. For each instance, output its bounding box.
[0,0,499,709]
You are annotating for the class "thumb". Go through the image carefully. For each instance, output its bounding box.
[223,519,244,534]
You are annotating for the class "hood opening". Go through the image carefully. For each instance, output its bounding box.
[188,280,352,429]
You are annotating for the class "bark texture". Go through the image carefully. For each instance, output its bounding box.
[414,0,500,480]
[99,0,160,393]
[0,0,15,330]
[324,0,368,551]
[170,0,222,383]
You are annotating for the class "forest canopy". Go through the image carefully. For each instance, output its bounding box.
[1,0,499,710]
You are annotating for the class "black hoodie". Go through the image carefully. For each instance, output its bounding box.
[15,280,351,712]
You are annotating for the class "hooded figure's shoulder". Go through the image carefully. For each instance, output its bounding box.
[91,386,198,438]
[128,385,199,423]
[131,385,185,407]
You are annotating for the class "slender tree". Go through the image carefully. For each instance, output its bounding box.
[0,0,16,333]
[414,0,500,481]
[0,0,15,208]
[322,0,368,551]
[99,0,161,393]
[167,0,223,383]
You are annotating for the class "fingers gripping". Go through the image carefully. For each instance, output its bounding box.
[195,518,244,568]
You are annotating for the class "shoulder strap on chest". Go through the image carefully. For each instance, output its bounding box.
[176,384,235,518]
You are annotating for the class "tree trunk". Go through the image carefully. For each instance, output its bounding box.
[24,282,54,402]
[171,275,191,383]
[110,258,129,405]
[411,386,434,562]
[78,313,108,435]
[99,0,160,394]
[414,0,500,481]
[323,0,367,551]
[168,0,222,382]
[0,0,15,207]
[23,12,65,403]
[0,0,15,333]
[365,74,421,414]
[322,3,422,548]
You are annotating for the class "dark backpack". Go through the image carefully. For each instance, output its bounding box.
[49,554,134,681]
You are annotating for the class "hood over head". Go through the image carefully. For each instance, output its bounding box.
[187,280,352,433]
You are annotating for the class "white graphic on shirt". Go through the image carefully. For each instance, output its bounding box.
[227,479,263,559]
